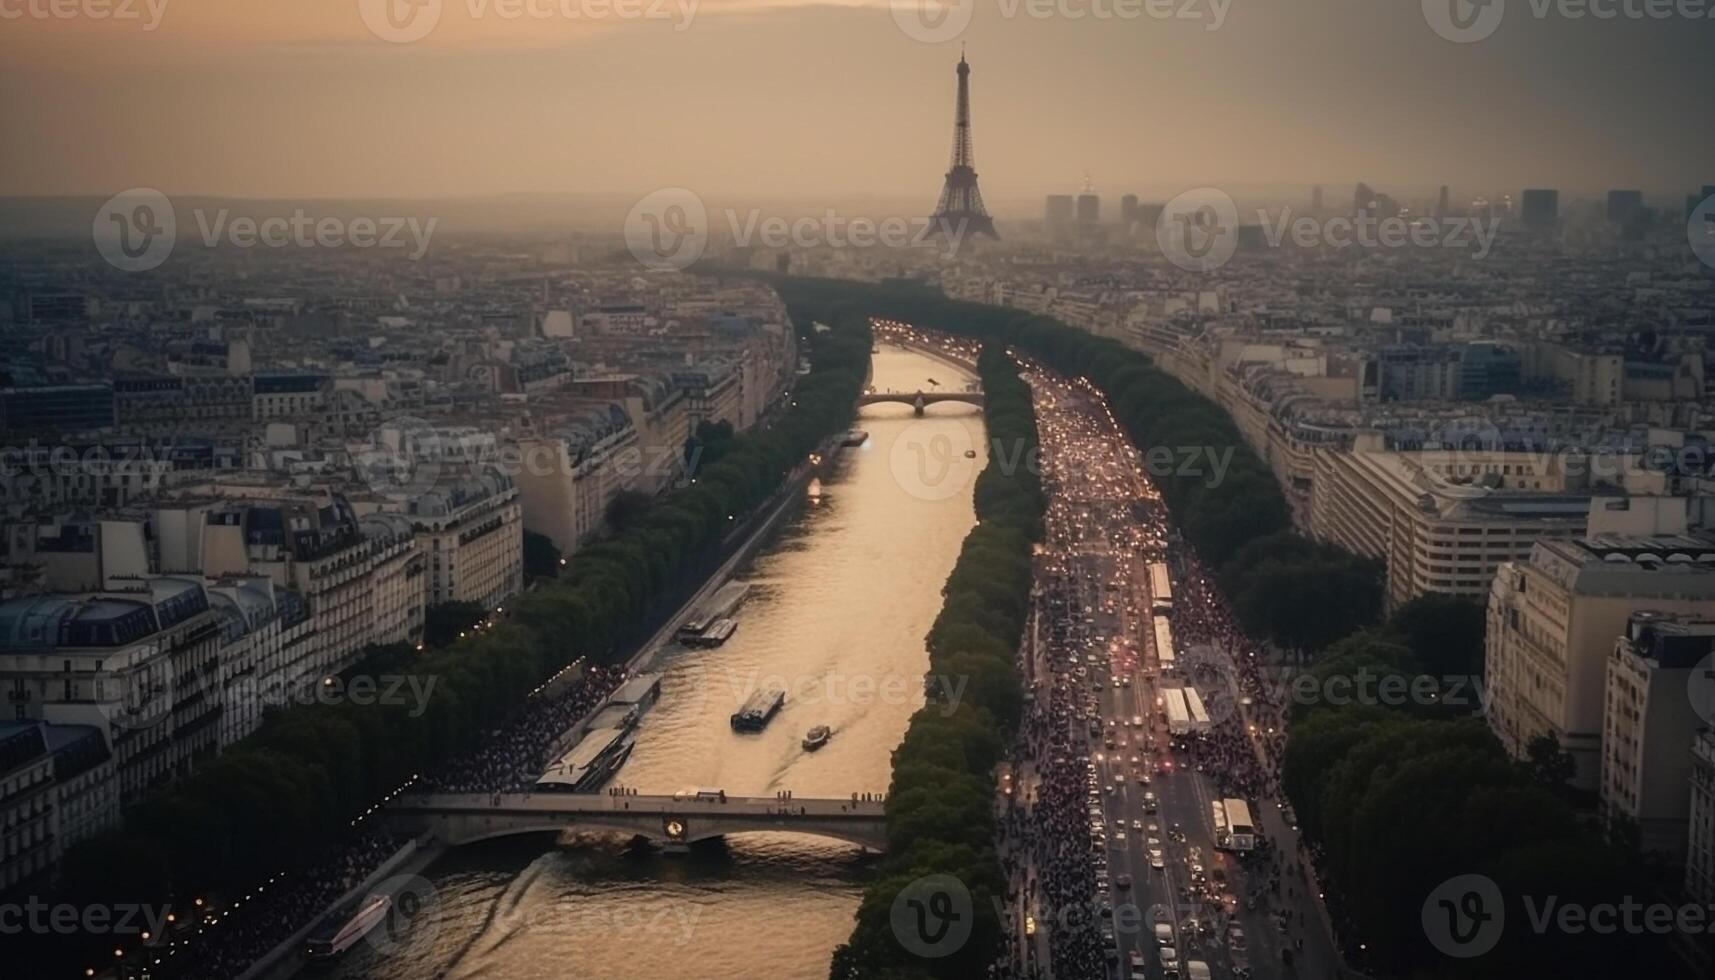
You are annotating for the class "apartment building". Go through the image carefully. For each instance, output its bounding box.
[1310,436,1592,607]
[514,404,640,554]
[1689,729,1715,906]
[0,721,116,892]
[0,576,224,806]
[1600,611,1715,860]
[358,513,427,646]
[1486,532,1715,791]
[402,470,520,611]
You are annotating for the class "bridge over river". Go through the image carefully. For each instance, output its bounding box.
[390,792,888,851]
[856,389,984,415]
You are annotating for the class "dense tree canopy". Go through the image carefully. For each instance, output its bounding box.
[829,344,1045,980]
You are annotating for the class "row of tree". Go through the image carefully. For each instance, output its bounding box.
[33,296,874,976]
[774,276,1382,652]
[828,343,1046,980]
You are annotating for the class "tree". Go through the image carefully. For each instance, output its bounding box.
[1385,592,1487,681]
[522,529,560,581]
[1525,733,1577,790]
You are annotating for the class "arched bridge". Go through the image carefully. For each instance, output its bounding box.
[388,792,888,851]
[857,390,984,416]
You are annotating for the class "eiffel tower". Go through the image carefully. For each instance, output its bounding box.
[929,51,999,240]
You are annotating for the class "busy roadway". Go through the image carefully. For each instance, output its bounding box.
[996,361,1344,980]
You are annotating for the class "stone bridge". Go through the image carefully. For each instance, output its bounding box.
[388,792,888,851]
[857,390,985,415]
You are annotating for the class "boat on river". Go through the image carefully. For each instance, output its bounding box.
[802,725,831,751]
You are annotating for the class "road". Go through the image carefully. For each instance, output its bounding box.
[997,366,1345,980]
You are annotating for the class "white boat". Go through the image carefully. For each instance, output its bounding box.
[304,893,390,959]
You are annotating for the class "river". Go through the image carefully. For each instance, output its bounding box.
[321,346,987,980]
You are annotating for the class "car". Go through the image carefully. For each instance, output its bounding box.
[1228,926,1247,951]
[1025,914,1036,936]
[1131,819,1143,831]
[1147,835,1161,848]
[1149,850,1165,869]
[1131,714,1144,727]
[1143,798,1159,815]
[1113,830,1127,844]
[1116,873,1132,889]
[1153,922,1174,947]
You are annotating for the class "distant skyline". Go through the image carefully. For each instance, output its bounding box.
[2,1,1711,205]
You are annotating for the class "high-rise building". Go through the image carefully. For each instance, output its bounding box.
[1486,531,1715,791]
[1606,189,1643,224]
[1120,194,1139,228]
[1436,185,1450,218]
[1076,193,1099,225]
[1310,185,1323,215]
[1520,188,1560,230]
[1600,611,1715,862]
[1045,194,1074,232]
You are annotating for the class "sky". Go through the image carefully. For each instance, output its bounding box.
[1,0,1710,219]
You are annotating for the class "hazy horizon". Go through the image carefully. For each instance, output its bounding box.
[2,1,1710,206]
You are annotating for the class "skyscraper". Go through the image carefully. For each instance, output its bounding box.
[1606,190,1643,224]
[1045,195,1074,231]
[1520,189,1559,230]
[1436,185,1450,219]
[1120,194,1139,227]
[1076,194,1099,225]
[1310,185,1323,215]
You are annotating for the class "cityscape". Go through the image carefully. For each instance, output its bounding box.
[3,4,1715,980]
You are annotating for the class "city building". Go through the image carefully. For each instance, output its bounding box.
[1688,729,1715,906]
[1600,611,1715,861]
[1309,436,1594,606]
[1045,195,1074,233]
[1486,532,1715,791]
[1520,188,1560,231]
[401,469,521,612]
